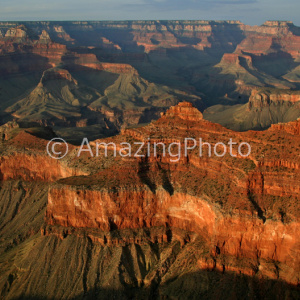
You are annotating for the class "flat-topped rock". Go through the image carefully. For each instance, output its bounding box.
[161,101,203,121]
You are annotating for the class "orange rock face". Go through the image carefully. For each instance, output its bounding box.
[248,89,300,110]
[221,53,253,68]
[0,153,75,182]
[1,21,300,297]
[0,130,85,181]
[0,25,67,73]
[1,103,300,284]
[270,119,300,135]
[64,52,138,74]
[37,102,300,284]
[161,101,203,121]
[236,21,300,59]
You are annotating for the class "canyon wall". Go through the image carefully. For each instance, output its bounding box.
[248,89,300,109]
[41,102,300,285]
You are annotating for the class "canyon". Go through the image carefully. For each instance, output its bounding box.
[0,102,299,298]
[0,20,300,140]
[204,88,300,130]
[0,20,300,299]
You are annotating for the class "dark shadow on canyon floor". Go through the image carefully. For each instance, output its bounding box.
[9,270,300,300]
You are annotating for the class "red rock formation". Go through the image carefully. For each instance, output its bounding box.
[39,68,77,85]
[0,25,67,72]
[221,53,253,68]
[39,30,51,41]
[63,52,139,74]
[0,129,85,181]
[7,117,300,285]
[0,21,299,280]
[38,102,300,284]
[99,62,138,74]
[236,21,300,59]
[247,88,300,110]
[0,153,76,182]
[45,166,300,284]
[269,118,300,135]
[31,43,67,67]
[53,25,75,43]
[4,25,28,40]
[160,101,203,121]
[1,20,299,59]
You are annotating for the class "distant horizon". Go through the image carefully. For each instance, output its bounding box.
[0,19,299,27]
[1,0,299,27]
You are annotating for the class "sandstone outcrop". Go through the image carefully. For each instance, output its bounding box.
[1,20,299,58]
[0,20,300,297]
[247,88,300,110]
[270,118,300,135]
[220,53,253,68]
[160,101,203,121]
[204,87,300,131]
[0,103,299,298]
[39,102,300,285]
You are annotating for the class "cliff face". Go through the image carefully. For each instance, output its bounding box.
[0,103,300,298]
[0,20,300,297]
[40,102,300,285]
[160,101,203,121]
[270,118,300,135]
[0,20,299,136]
[0,153,74,182]
[63,52,139,74]
[235,21,300,59]
[45,182,300,284]
[247,88,300,109]
[220,53,253,68]
[204,88,300,131]
[0,24,67,69]
[0,128,86,181]
[0,20,299,58]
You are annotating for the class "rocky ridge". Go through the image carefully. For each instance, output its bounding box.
[0,102,299,295]
[0,20,300,137]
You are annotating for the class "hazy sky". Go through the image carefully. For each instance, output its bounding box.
[0,0,299,26]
